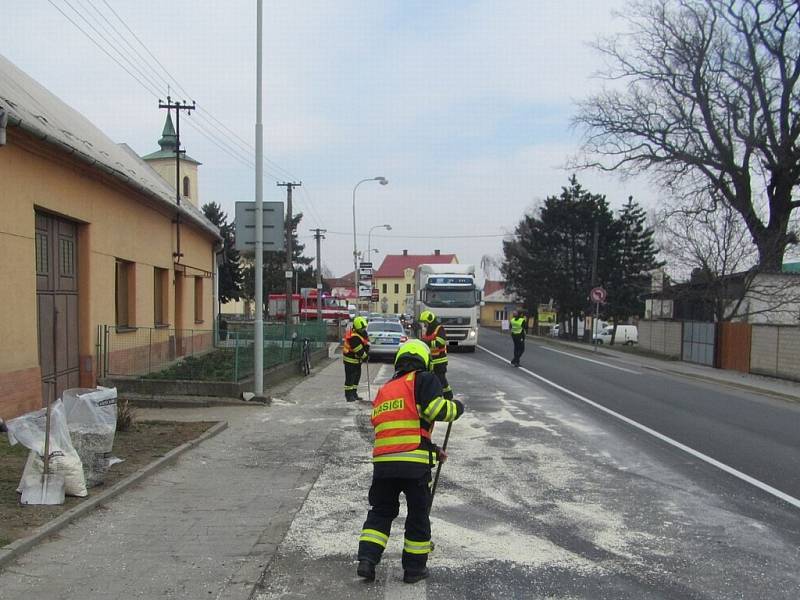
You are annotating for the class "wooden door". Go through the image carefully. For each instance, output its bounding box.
[35,212,80,402]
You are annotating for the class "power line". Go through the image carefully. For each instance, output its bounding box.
[322,230,517,239]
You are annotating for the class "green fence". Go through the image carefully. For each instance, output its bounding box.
[99,321,327,383]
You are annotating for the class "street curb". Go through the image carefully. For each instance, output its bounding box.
[0,420,229,571]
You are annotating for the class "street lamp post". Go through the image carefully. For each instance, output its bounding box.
[352,177,388,309]
[367,224,391,313]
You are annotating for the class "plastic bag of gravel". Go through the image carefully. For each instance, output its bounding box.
[7,399,88,497]
[63,387,118,486]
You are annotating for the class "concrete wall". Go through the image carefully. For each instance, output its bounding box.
[0,130,216,419]
[750,325,800,381]
[639,320,682,358]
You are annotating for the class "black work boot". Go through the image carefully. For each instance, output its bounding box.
[357,559,376,581]
[403,567,429,584]
[345,391,355,402]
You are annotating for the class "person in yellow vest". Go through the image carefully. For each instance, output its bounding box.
[419,310,453,399]
[356,339,464,584]
[343,316,370,402]
[510,311,527,367]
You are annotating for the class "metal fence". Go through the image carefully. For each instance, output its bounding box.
[97,321,327,382]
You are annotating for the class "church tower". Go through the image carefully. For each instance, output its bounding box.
[142,113,202,206]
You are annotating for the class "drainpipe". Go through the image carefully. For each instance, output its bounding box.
[213,242,223,345]
[0,108,7,146]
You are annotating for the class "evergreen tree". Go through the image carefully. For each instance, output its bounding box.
[605,197,662,342]
[503,176,618,338]
[201,202,242,304]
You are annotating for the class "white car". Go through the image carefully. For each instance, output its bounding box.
[367,320,408,360]
[593,325,638,345]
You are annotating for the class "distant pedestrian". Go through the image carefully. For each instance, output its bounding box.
[510,311,527,367]
[419,310,453,399]
[356,340,464,584]
[343,316,369,402]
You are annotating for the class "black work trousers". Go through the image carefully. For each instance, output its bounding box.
[358,474,432,572]
[343,361,362,397]
[512,334,525,365]
[432,363,453,399]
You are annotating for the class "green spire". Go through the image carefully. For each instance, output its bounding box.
[158,112,177,150]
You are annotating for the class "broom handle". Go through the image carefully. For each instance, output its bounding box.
[43,308,58,477]
[428,421,453,513]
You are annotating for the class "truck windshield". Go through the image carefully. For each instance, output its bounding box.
[425,289,476,308]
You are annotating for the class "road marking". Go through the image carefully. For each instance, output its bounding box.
[539,346,640,374]
[478,344,800,511]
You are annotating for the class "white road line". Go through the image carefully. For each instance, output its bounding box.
[539,346,641,374]
[478,344,800,511]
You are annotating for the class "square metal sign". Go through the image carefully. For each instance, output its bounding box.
[234,201,285,253]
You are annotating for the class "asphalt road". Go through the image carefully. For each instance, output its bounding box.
[477,327,800,503]
[254,347,800,599]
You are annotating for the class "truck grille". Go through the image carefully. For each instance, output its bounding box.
[440,316,470,326]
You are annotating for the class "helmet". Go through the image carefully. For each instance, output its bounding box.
[419,310,436,324]
[353,316,368,330]
[394,339,431,370]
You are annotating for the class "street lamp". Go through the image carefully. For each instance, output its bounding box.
[352,177,388,305]
[368,224,392,257]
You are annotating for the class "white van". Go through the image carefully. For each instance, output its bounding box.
[593,325,638,345]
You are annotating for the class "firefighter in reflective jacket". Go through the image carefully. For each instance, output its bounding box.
[419,310,453,399]
[343,316,369,402]
[356,339,464,584]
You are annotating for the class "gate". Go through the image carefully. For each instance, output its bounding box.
[681,321,716,367]
[35,211,80,401]
[717,322,752,373]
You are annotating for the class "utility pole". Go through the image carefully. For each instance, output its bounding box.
[158,96,195,262]
[277,182,302,324]
[311,228,327,322]
[253,0,265,398]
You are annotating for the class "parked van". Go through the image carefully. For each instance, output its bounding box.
[593,325,638,345]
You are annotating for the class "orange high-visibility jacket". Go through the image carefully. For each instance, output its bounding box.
[371,371,432,461]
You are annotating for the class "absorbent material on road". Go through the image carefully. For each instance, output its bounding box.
[254,353,800,600]
[0,361,348,600]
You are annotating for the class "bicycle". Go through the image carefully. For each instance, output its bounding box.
[300,337,311,376]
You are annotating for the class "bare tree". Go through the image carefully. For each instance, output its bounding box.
[574,0,800,271]
[657,197,800,321]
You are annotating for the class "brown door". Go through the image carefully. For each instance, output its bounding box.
[35,212,80,402]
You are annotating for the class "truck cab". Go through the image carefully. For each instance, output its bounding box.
[414,264,481,351]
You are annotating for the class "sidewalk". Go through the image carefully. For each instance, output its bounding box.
[539,335,800,403]
[0,360,349,600]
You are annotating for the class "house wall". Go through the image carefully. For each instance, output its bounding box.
[0,131,216,419]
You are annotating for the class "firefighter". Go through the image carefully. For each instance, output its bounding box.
[343,316,370,402]
[356,339,464,584]
[419,310,453,399]
[510,310,527,367]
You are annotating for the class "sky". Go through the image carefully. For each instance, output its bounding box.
[5,0,661,279]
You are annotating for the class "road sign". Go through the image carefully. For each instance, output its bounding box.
[358,284,372,299]
[234,201,285,253]
[590,287,607,304]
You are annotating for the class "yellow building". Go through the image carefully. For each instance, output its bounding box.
[0,55,220,419]
[479,281,522,326]
[373,251,457,315]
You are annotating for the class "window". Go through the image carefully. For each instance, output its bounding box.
[382,283,387,293]
[183,176,191,198]
[494,310,507,322]
[154,267,168,326]
[406,283,411,294]
[394,283,399,294]
[194,276,204,323]
[393,303,398,313]
[115,259,134,328]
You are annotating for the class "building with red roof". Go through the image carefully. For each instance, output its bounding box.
[374,250,458,314]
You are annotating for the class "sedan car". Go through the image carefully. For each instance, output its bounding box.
[367,320,408,361]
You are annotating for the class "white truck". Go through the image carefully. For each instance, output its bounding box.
[413,264,481,351]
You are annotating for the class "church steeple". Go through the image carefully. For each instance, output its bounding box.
[157,112,177,151]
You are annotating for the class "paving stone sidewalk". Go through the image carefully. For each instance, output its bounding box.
[0,360,349,600]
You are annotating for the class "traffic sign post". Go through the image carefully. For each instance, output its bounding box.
[590,287,607,353]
